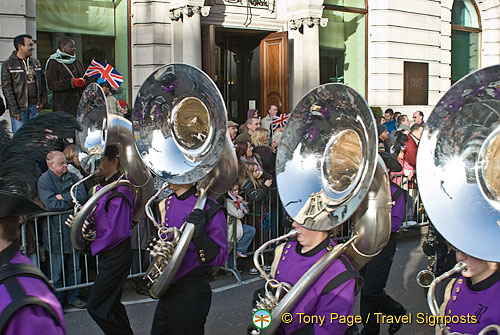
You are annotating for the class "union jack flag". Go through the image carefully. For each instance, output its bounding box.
[84,59,123,90]
[271,113,289,131]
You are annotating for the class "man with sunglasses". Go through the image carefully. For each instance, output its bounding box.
[37,150,87,309]
[412,111,424,125]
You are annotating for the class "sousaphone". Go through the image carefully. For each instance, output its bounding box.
[133,63,238,298]
[417,65,500,334]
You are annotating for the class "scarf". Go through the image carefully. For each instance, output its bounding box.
[228,192,248,214]
[48,49,76,65]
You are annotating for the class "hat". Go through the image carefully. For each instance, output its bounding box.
[97,78,110,87]
[118,99,128,109]
[397,124,410,132]
[379,151,402,172]
[377,124,387,136]
[228,120,239,128]
[0,113,80,218]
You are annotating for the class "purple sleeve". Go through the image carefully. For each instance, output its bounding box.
[391,191,405,232]
[314,279,356,335]
[204,210,228,267]
[5,305,66,335]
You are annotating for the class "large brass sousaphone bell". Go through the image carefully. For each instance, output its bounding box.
[251,84,392,335]
[133,63,237,298]
[67,83,155,251]
[417,65,500,334]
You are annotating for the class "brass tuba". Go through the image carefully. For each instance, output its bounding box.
[66,83,155,251]
[132,63,238,298]
[251,83,392,334]
[416,65,500,334]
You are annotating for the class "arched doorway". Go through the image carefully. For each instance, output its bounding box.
[451,0,481,84]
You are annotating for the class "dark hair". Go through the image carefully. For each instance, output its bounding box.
[416,110,424,118]
[104,144,120,161]
[392,131,409,156]
[235,141,251,159]
[57,36,74,50]
[0,216,21,241]
[384,108,394,115]
[13,34,32,51]
[410,123,423,133]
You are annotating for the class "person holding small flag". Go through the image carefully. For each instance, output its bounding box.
[98,78,127,117]
[46,36,86,116]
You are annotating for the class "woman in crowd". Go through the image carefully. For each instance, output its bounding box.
[235,141,263,172]
[251,128,275,176]
[63,144,85,180]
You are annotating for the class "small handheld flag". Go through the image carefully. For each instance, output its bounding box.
[84,59,124,90]
[271,113,289,131]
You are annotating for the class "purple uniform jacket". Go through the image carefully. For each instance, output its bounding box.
[390,184,405,232]
[442,271,500,334]
[90,182,135,256]
[274,238,356,335]
[1,251,66,335]
[158,191,228,284]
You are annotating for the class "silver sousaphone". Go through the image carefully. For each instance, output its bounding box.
[133,63,238,298]
[66,83,155,251]
[251,84,392,334]
[417,65,500,334]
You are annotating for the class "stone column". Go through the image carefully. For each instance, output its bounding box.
[169,3,210,69]
[289,17,328,106]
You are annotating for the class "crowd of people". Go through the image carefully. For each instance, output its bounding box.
[1,34,498,335]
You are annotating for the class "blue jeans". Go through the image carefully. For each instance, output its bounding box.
[237,224,256,254]
[11,104,39,134]
[50,251,82,304]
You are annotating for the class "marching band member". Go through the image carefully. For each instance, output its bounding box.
[359,152,407,335]
[150,183,228,335]
[254,221,360,335]
[0,112,79,334]
[86,144,135,334]
[438,248,500,334]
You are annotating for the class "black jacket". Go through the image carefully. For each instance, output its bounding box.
[45,58,85,116]
[1,52,47,116]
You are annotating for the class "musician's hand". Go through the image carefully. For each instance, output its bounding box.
[187,209,206,236]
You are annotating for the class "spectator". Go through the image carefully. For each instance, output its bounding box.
[397,114,410,128]
[260,104,278,133]
[1,34,47,134]
[228,120,239,142]
[383,108,397,133]
[98,78,127,117]
[272,128,283,151]
[248,109,259,119]
[37,150,87,309]
[388,115,411,145]
[251,128,275,176]
[394,111,401,119]
[403,123,423,171]
[46,36,86,116]
[235,141,263,173]
[235,117,260,144]
[238,161,272,204]
[412,110,424,125]
[377,124,389,153]
[225,183,256,259]
[63,144,85,180]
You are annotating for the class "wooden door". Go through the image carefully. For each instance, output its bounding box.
[260,32,288,117]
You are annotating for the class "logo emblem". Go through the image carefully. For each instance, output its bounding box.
[253,309,272,329]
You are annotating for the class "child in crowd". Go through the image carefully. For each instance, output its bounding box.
[225,183,256,259]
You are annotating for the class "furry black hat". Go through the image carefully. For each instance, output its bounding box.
[0,112,80,218]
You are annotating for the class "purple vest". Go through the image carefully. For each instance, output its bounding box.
[90,184,134,255]
[0,251,66,334]
[390,183,405,232]
[159,192,228,284]
[274,239,356,335]
[444,274,500,334]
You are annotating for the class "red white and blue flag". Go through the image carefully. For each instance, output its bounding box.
[84,59,123,90]
[271,113,289,131]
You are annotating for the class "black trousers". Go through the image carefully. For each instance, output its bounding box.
[151,274,212,335]
[359,233,406,335]
[87,238,133,335]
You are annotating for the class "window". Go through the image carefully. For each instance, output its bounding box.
[320,2,367,95]
[36,0,130,102]
[451,0,481,84]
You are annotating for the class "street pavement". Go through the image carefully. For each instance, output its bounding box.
[65,227,438,335]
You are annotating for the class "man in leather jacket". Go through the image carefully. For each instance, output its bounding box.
[1,34,47,133]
